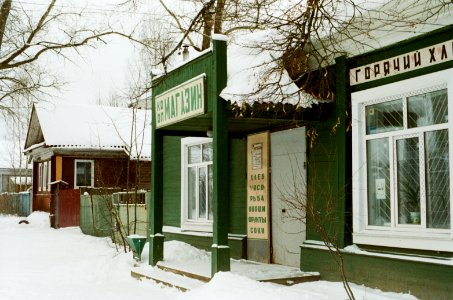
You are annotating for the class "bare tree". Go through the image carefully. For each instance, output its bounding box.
[121,0,452,107]
[1,95,32,192]
[0,0,149,109]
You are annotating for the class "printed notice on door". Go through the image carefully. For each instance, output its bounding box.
[252,143,262,170]
[247,132,270,240]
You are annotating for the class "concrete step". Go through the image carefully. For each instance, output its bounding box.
[131,266,206,292]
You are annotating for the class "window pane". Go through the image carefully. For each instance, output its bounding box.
[425,130,450,229]
[198,166,207,219]
[188,145,201,164]
[188,166,196,219]
[366,99,403,134]
[43,163,47,191]
[38,164,42,191]
[208,165,213,220]
[367,138,391,226]
[397,137,420,225]
[76,162,92,187]
[202,142,213,162]
[47,161,51,191]
[408,89,448,128]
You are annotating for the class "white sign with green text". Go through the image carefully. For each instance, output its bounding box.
[154,74,206,128]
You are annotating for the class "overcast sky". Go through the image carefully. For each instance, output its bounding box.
[46,0,144,106]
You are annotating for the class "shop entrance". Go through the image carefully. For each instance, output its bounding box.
[270,127,307,267]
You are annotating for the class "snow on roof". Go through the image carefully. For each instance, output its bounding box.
[321,0,453,63]
[29,102,151,161]
[220,30,315,107]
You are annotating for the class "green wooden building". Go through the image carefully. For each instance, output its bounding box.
[148,33,330,274]
[148,16,453,300]
[300,22,453,300]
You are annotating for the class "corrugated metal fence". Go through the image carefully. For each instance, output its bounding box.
[80,189,149,241]
[0,191,32,216]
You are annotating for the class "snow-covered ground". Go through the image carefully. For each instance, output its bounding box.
[0,212,417,300]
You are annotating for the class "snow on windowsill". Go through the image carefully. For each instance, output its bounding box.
[302,242,453,266]
[163,226,247,240]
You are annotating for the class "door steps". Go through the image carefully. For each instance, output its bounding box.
[132,260,320,291]
[131,266,206,292]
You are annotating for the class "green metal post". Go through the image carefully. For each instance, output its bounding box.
[211,37,230,275]
[149,112,164,265]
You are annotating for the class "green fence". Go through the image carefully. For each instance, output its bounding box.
[80,190,149,241]
[0,192,31,216]
[80,193,113,237]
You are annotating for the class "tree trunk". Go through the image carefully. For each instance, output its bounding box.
[214,0,225,34]
[0,0,12,50]
[202,6,213,50]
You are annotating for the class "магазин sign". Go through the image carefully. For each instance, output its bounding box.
[154,74,206,128]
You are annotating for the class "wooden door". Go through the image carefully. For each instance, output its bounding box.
[58,189,80,227]
[271,127,307,267]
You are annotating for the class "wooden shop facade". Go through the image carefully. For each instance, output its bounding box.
[148,24,453,300]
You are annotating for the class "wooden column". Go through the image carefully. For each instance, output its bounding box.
[211,37,230,275]
[334,55,351,248]
[149,125,164,265]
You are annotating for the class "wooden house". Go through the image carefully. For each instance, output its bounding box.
[146,1,453,298]
[147,31,330,275]
[299,2,453,299]
[24,103,151,228]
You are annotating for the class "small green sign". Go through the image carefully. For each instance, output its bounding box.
[154,74,206,128]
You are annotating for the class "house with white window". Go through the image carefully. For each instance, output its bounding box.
[298,2,453,299]
[24,102,151,228]
[142,1,452,298]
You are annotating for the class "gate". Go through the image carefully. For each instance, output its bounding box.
[58,189,80,227]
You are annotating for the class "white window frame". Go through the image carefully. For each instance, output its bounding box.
[37,161,51,192]
[38,163,43,192]
[352,68,453,252]
[180,137,213,232]
[47,160,51,192]
[42,162,47,192]
[74,159,94,189]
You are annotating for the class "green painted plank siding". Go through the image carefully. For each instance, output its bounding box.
[162,136,182,227]
[300,246,453,300]
[306,121,340,242]
[306,127,349,245]
[228,137,247,235]
[161,135,247,235]
[152,52,217,115]
[305,56,350,248]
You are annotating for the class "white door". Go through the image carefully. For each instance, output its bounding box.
[271,127,307,267]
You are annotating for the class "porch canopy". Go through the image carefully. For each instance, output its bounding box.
[149,32,328,275]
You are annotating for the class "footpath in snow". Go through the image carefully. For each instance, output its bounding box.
[0,212,417,300]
